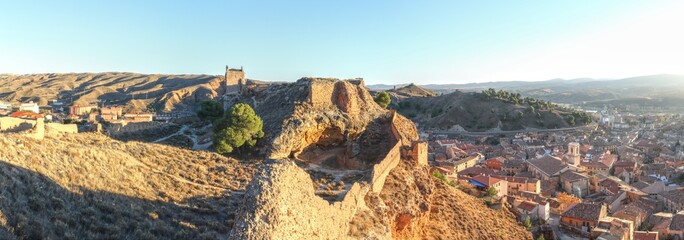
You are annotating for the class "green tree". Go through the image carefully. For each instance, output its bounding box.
[197,100,224,121]
[523,216,532,229]
[374,91,391,108]
[212,103,264,154]
[486,187,498,197]
[536,234,545,240]
[568,115,576,126]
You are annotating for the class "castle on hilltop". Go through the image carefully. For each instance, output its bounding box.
[224,65,244,94]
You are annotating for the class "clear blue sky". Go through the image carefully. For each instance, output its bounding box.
[1,1,683,84]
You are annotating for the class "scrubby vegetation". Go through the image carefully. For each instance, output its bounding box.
[197,100,224,121]
[374,91,391,109]
[481,88,592,126]
[396,88,592,131]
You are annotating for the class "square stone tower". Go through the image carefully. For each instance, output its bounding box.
[566,142,581,166]
[224,65,245,94]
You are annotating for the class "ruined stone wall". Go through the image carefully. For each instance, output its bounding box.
[46,123,78,133]
[0,117,36,132]
[232,79,428,239]
[225,68,245,93]
[307,79,337,106]
[107,121,168,135]
[230,161,369,239]
[369,111,416,193]
[371,141,401,193]
[26,118,44,140]
[411,141,429,166]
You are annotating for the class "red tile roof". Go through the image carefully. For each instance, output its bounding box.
[470,175,502,187]
[9,111,43,119]
[562,202,605,222]
[518,201,537,212]
[633,231,658,240]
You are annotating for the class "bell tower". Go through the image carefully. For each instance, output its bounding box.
[566,142,580,166]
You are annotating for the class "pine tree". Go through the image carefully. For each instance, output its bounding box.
[212,103,264,154]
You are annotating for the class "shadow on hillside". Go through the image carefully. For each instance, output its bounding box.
[0,161,243,239]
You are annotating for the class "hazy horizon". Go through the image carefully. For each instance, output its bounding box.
[2,1,683,85]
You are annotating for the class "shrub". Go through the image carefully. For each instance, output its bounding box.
[374,92,391,108]
[197,100,224,121]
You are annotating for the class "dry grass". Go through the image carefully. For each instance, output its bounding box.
[0,132,256,239]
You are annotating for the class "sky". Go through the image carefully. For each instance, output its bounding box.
[1,1,683,85]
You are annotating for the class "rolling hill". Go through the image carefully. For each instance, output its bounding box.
[0,72,225,113]
[394,90,590,131]
[368,74,684,109]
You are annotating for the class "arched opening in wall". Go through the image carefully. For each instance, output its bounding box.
[291,115,397,203]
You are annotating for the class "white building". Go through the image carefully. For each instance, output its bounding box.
[19,102,39,113]
[0,101,11,110]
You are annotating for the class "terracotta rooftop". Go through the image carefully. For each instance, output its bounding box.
[662,189,684,205]
[562,202,605,222]
[503,159,525,168]
[459,167,495,178]
[633,231,658,240]
[600,179,621,195]
[470,175,502,187]
[528,155,566,176]
[560,170,589,182]
[517,201,537,212]
[492,175,539,184]
[9,111,43,119]
[670,212,684,231]
[631,181,650,190]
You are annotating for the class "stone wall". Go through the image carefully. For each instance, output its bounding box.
[411,141,428,166]
[371,141,401,193]
[225,67,245,93]
[0,117,36,132]
[107,121,168,135]
[26,118,44,140]
[307,78,337,106]
[46,123,78,133]
[230,161,369,239]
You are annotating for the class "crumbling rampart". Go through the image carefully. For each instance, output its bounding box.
[0,117,36,132]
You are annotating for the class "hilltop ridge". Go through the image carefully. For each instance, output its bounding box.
[0,75,532,239]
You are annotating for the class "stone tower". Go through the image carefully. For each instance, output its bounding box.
[566,142,581,166]
[224,65,245,94]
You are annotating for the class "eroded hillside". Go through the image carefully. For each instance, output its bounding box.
[0,132,255,239]
[0,73,223,112]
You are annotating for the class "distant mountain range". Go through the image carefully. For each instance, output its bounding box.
[369,74,684,112]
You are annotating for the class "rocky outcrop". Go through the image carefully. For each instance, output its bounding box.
[261,78,386,160]
[232,78,531,239]
[230,161,367,239]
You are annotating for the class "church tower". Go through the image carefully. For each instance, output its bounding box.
[566,142,581,166]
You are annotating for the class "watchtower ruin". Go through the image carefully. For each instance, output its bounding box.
[224,65,245,94]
